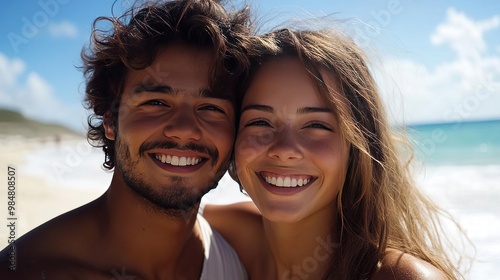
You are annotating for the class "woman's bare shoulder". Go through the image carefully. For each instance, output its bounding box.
[203,201,265,267]
[371,249,448,280]
[203,201,263,240]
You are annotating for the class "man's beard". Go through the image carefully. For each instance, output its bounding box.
[114,137,226,218]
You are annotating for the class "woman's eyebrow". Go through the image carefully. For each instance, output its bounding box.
[241,104,333,114]
[241,104,274,114]
[297,107,333,114]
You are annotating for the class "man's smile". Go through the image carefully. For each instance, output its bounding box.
[153,153,204,166]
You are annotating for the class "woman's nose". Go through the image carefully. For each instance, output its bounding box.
[266,128,303,161]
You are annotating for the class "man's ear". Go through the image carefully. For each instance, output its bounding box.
[103,112,115,141]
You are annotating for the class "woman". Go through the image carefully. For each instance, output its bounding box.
[204,28,469,279]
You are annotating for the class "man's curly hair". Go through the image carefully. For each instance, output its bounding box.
[81,0,251,170]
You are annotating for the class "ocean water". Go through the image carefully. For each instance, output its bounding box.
[407,119,500,166]
[406,119,500,279]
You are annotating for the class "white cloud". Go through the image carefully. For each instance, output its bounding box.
[375,8,500,125]
[430,8,500,59]
[0,52,87,132]
[48,21,78,38]
[0,53,25,87]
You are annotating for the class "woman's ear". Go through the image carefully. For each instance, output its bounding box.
[103,112,116,141]
[228,160,248,195]
[228,160,239,183]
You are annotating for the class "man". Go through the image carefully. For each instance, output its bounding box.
[0,1,251,279]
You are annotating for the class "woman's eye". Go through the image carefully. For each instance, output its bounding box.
[306,122,333,131]
[245,120,271,127]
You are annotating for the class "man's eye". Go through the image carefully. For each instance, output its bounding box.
[199,105,224,113]
[246,120,271,127]
[142,100,166,106]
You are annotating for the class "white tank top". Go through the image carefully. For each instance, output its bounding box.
[198,214,248,280]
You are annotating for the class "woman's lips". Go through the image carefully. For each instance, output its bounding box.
[258,171,317,195]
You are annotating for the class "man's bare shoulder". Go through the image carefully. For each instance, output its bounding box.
[0,198,105,278]
[0,255,112,280]
[371,249,448,280]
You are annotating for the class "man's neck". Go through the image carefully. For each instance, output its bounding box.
[91,172,205,279]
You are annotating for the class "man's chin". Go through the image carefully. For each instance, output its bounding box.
[128,179,218,217]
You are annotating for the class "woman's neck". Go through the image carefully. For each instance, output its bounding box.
[261,207,340,280]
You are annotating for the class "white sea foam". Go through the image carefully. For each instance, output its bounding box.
[20,138,112,191]
[415,164,500,279]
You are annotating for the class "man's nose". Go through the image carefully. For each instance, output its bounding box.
[162,108,202,142]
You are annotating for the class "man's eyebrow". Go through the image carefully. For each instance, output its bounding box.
[240,104,274,114]
[131,85,231,101]
[132,84,173,94]
[199,89,232,101]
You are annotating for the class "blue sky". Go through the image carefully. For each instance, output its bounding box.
[1,0,499,132]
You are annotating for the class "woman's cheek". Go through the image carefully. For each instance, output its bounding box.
[235,129,274,160]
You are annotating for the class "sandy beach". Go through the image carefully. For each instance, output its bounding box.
[0,136,107,244]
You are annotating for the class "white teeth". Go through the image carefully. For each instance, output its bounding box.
[276,177,284,187]
[283,177,291,187]
[155,155,202,166]
[171,156,179,165]
[264,175,312,188]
